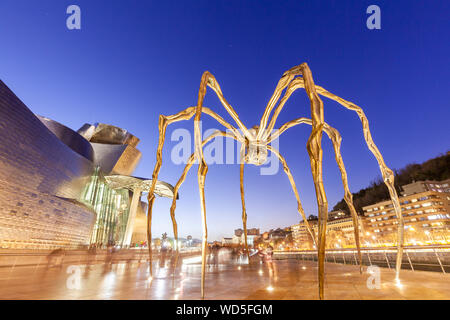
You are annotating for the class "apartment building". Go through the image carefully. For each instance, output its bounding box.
[362,190,450,236]
[401,179,450,196]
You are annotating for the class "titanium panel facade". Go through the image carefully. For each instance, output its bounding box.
[37,115,94,162]
[0,80,96,248]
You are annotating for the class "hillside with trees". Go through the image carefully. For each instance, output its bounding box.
[332,151,450,215]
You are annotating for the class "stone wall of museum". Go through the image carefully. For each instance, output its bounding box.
[0,80,96,249]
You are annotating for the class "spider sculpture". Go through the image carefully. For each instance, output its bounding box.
[146,63,404,300]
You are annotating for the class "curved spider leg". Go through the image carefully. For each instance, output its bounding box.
[147,107,243,277]
[323,124,363,273]
[195,74,209,300]
[170,131,239,274]
[167,131,248,273]
[257,65,305,140]
[310,85,404,280]
[168,131,239,262]
[147,110,193,278]
[199,71,252,139]
[262,78,306,141]
[270,118,363,273]
[298,62,328,301]
[266,146,317,248]
[239,144,250,262]
[195,71,256,298]
[264,75,404,280]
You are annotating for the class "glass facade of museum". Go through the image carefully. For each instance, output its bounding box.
[81,168,131,246]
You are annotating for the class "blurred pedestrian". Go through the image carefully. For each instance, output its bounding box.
[46,248,65,268]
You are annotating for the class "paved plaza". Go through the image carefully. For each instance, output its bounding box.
[0,254,449,300]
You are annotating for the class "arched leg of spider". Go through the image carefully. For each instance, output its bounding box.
[168,131,238,275]
[323,124,363,273]
[196,71,252,138]
[312,85,404,280]
[262,70,404,279]
[240,162,250,262]
[270,118,363,273]
[300,63,328,300]
[169,192,180,274]
[251,63,329,299]
[194,71,254,298]
[197,157,209,299]
[147,109,196,277]
[257,65,305,140]
[260,65,402,282]
[147,107,244,277]
[164,129,239,298]
[267,146,317,247]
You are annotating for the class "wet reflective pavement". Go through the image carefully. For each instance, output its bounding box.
[0,255,449,300]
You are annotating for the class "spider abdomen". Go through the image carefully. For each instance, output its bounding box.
[244,141,268,166]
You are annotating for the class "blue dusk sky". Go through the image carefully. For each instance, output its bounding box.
[0,1,449,240]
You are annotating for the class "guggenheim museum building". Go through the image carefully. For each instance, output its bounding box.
[0,80,175,249]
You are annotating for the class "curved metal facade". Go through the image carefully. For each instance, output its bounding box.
[37,115,95,161]
[0,80,96,248]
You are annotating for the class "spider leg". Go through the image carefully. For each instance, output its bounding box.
[195,74,209,300]
[168,131,249,275]
[168,131,239,253]
[197,150,208,300]
[299,63,328,301]
[240,161,250,262]
[311,85,404,280]
[147,107,242,277]
[269,118,363,273]
[197,71,252,139]
[264,73,404,279]
[266,146,317,248]
[323,124,363,274]
[257,65,304,140]
[262,79,306,141]
[195,71,256,298]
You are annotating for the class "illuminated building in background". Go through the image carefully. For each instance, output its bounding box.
[326,216,353,232]
[221,237,233,245]
[231,228,260,246]
[292,219,317,249]
[362,190,450,245]
[234,228,260,236]
[328,210,347,220]
[0,80,174,249]
[401,179,450,196]
[321,216,364,248]
[292,213,364,249]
